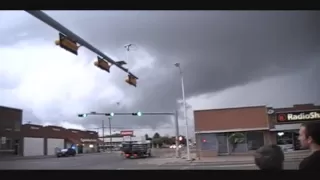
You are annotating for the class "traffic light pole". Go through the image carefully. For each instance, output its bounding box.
[78,111,181,158]
[25,10,138,79]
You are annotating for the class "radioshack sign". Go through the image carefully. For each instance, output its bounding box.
[277,111,320,122]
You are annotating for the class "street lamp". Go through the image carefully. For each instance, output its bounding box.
[174,62,191,161]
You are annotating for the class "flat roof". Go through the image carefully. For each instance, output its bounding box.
[0,105,22,111]
[194,105,266,112]
[194,104,320,113]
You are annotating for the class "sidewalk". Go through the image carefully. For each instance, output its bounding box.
[165,150,310,165]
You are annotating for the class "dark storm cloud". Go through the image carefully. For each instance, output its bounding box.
[43,11,320,95]
[2,11,320,129]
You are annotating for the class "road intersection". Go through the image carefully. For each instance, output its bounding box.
[0,152,301,170]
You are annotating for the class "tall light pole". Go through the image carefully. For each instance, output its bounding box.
[108,117,112,152]
[174,62,191,161]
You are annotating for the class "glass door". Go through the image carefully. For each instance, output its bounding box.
[217,133,229,155]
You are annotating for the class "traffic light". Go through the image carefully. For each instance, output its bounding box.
[55,33,79,55]
[105,112,114,116]
[94,57,111,73]
[78,114,87,118]
[125,74,137,87]
[132,111,142,116]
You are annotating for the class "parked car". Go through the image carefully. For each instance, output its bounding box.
[56,148,76,158]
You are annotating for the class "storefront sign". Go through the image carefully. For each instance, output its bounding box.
[120,130,134,136]
[80,138,97,143]
[277,111,320,122]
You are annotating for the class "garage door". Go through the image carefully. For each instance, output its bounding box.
[47,138,64,155]
[23,137,44,156]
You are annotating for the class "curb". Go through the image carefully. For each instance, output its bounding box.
[163,157,305,166]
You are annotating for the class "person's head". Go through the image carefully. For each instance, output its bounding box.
[254,145,284,170]
[299,122,320,150]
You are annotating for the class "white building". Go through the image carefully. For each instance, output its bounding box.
[99,136,147,150]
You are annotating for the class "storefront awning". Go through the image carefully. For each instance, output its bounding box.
[195,127,269,134]
[270,123,301,131]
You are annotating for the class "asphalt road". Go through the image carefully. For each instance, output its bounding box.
[0,153,158,170]
[0,153,300,170]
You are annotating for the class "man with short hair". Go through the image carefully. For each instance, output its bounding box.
[254,144,284,170]
[298,122,320,170]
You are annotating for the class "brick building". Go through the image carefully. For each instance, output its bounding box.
[0,105,101,157]
[21,124,100,156]
[0,106,23,157]
[194,104,320,158]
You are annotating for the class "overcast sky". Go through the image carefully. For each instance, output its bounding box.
[1,11,319,138]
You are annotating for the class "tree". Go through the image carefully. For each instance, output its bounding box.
[160,136,175,145]
[228,132,245,153]
[152,132,162,148]
[153,132,161,139]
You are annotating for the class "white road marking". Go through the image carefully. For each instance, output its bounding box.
[180,166,191,170]
[116,168,125,170]
[208,164,255,168]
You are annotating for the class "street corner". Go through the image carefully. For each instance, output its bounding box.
[136,157,189,166]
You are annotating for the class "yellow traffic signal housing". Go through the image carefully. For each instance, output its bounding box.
[126,74,137,87]
[94,57,111,72]
[55,33,79,55]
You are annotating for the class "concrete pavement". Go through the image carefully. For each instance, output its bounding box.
[0,149,304,170]
[157,160,300,170]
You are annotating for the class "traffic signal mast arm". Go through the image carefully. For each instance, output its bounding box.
[25,10,138,80]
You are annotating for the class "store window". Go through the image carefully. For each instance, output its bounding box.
[277,132,293,145]
[277,132,294,152]
[199,133,217,151]
[228,132,247,153]
[14,120,21,131]
[247,131,264,150]
[0,137,13,150]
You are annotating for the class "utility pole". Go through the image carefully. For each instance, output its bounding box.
[174,62,191,161]
[108,117,112,152]
[102,119,105,151]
